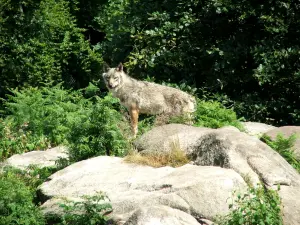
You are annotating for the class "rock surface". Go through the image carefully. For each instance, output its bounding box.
[278,186,300,225]
[241,121,276,138]
[39,156,247,223]
[8,123,299,225]
[135,124,300,225]
[124,205,201,225]
[135,124,300,187]
[264,126,300,161]
[6,146,68,169]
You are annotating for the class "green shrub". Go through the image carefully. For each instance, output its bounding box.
[3,84,88,144]
[138,98,244,135]
[193,100,244,130]
[137,115,156,136]
[0,172,45,225]
[218,183,283,225]
[67,94,130,162]
[262,134,300,173]
[58,193,112,225]
[0,121,50,160]
[1,84,131,162]
[0,84,89,160]
[168,99,244,130]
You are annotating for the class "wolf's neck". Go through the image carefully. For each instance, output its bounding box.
[122,72,137,83]
[112,72,137,96]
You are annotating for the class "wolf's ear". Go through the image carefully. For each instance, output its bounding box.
[116,63,123,72]
[103,62,110,72]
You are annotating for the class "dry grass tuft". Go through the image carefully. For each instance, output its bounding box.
[125,138,189,168]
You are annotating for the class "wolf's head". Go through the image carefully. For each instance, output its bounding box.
[102,63,124,91]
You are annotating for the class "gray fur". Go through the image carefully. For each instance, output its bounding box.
[102,63,196,136]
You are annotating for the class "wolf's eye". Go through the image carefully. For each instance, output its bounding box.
[114,77,119,80]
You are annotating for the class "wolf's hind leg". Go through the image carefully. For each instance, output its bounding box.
[129,106,139,138]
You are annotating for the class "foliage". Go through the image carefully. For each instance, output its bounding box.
[192,99,244,130]
[1,84,130,162]
[262,134,300,173]
[218,183,283,225]
[1,0,300,128]
[0,119,49,160]
[0,84,86,160]
[137,115,156,137]
[67,93,130,162]
[94,0,300,126]
[0,0,103,98]
[0,170,45,225]
[58,193,112,225]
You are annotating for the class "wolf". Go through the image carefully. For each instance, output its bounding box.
[102,63,196,137]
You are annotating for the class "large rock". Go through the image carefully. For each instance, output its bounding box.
[5,146,68,169]
[39,156,246,223]
[135,124,300,187]
[264,126,300,161]
[241,121,276,138]
[278,186,300,225]
[135,124,211,155]
[135,124,300,225]
[124,205,201,225]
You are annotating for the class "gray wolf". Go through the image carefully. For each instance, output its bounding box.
[102,63,196,137]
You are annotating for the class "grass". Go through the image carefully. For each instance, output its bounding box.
[125,138,189,168]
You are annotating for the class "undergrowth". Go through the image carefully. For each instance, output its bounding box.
[0,84,130,162]
[57,193,112,225]
[0,167,46,225]
[262,134,300,173]
[0,165,113,225]
[0,83,243,163]
[193,100,244,130]
[217,183,283,225]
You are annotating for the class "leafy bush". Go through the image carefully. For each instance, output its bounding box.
[0,119,49,160]
[67,94,130,162]
[218,184,283,225]
[137,115,156,136]
[58,193,112,225]
[193,100,244,130]
[262,134,300,173]
[1,84,131,162]
[0,171,45,225]
[0,84,86,159]
[0,0,103,97]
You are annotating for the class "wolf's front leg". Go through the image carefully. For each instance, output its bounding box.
[129,106,139,138]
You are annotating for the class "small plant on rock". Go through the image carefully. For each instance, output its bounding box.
[58,193,112,225]
[193,100,244,130]
[262,134,300,173]
[217,183,283,225]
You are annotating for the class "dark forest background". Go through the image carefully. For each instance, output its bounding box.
[1,0,300,125]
